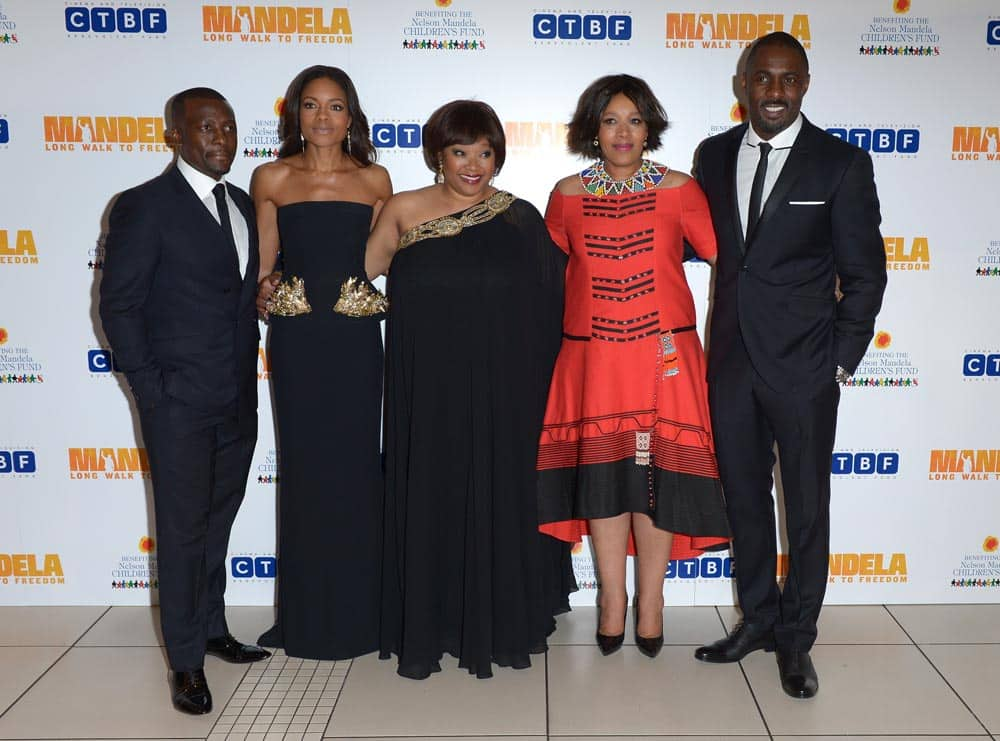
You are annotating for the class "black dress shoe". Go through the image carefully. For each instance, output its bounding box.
[172,669,212,715]
[634,598,664,659]
[205,633,271,663]
[694,622,775,663]
[776,648,819,698]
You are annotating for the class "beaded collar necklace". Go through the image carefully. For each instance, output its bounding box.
[580,158,668,197]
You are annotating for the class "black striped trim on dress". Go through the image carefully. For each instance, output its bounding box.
[582,193,658,219]
[591,311,660,343]
[591,271,655,302]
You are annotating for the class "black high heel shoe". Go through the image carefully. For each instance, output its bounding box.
[596,596,626,655]
[634,597,664,658]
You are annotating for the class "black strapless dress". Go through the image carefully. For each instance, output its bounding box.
[258,201,383,660]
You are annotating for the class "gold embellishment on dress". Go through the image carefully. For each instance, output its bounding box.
[398,190,516,249]
[333,276,389,317]
[267,276,312,316]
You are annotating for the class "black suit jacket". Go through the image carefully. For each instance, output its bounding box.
[99,164,260,422]
[695,117,887,391]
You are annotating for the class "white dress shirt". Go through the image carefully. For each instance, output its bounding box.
[736,114,803,238]
[176,156,250,277]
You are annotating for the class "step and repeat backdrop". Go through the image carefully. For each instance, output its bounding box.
[1,1,998,607]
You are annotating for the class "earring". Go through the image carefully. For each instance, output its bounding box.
[435,158,444,184]
[345,129,352,156]
[299,132,305,150]
[592,138,599,148]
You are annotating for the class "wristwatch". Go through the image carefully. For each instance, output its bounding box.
[835,365,851,384]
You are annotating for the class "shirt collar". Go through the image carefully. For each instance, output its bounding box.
[745,113,803,151]
[176,156,226,201]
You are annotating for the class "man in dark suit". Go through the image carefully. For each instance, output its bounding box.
[693,33,886,698]
[100,87,269,714]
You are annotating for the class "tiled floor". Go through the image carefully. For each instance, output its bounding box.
[0,604,996,740]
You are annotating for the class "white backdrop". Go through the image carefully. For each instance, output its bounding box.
[1,0,998,607]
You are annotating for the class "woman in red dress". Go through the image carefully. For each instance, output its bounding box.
[537,75,730,658]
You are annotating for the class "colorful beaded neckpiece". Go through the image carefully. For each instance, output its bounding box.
[580,158,668,197]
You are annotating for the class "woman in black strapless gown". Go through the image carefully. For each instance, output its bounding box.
[253,66,392,660]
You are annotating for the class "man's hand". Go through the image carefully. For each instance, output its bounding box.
[256,272,281,320]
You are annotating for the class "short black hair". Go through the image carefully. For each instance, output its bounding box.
[566,75,668,160]
[278,65,376,165]
[421,100,506,174]
[167,87,229,129]
[745,31,810,73]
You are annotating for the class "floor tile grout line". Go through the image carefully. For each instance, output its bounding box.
[323,657,353,735]
[0,605,113,723]
[881,602,993,734]
[882,603,918,646]
[911,641,993,736]
[544,648,550,740]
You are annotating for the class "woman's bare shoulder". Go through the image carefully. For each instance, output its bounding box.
[554,172,586,196]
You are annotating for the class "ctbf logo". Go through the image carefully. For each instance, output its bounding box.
[231,556,276,578]
[963,353,1000,376]
[988,20,1000,46]
[827,127,919,154]
[87,349,120,373]
[0,118,8,145]
[65,7,167,34]
[832,451,899,475]
[0,450,36,474]
[533,13,631,40]
[372,123,421,149]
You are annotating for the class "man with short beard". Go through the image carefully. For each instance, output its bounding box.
[693,33,887,698]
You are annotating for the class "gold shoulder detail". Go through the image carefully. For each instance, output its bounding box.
[267,276,312,316]
[398,190,516,249]
[333,276,389,317]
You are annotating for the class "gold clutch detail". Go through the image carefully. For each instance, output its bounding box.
[267,276,312,316]
[333,276,388,317]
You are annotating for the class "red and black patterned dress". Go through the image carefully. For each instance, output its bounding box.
[537,180,730,559]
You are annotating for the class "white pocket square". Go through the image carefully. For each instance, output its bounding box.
[788,200,825,205]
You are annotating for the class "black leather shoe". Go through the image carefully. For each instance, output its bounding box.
[776,648,818,698]
[634,598,664,659]
[205,633,271,663]
[694,622,775,663]
[172,669,212,715]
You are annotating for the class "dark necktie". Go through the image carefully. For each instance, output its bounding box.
[212,182,238,259]
[746,141,772,239]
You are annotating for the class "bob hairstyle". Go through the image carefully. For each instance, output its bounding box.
[421,100,506,175]
[566,74,668,160]
[278,65,376,164]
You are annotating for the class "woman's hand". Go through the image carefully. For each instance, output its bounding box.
[256,271,282,320]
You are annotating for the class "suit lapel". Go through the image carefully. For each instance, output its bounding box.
[723,126,747,254]
[748,121,811,249]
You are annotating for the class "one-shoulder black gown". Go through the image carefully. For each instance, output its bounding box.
[259,201,383,660]
[378,194,576,679]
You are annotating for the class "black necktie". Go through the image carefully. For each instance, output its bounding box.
[746,142,772,239]
[212,183,238,258]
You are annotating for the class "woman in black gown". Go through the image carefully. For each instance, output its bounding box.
[366,100,575,679]
[253,66,392,659]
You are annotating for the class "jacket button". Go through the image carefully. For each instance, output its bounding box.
[741,265,749,272]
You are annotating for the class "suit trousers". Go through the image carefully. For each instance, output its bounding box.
[140,398,257,671]
[709,334,839,651]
